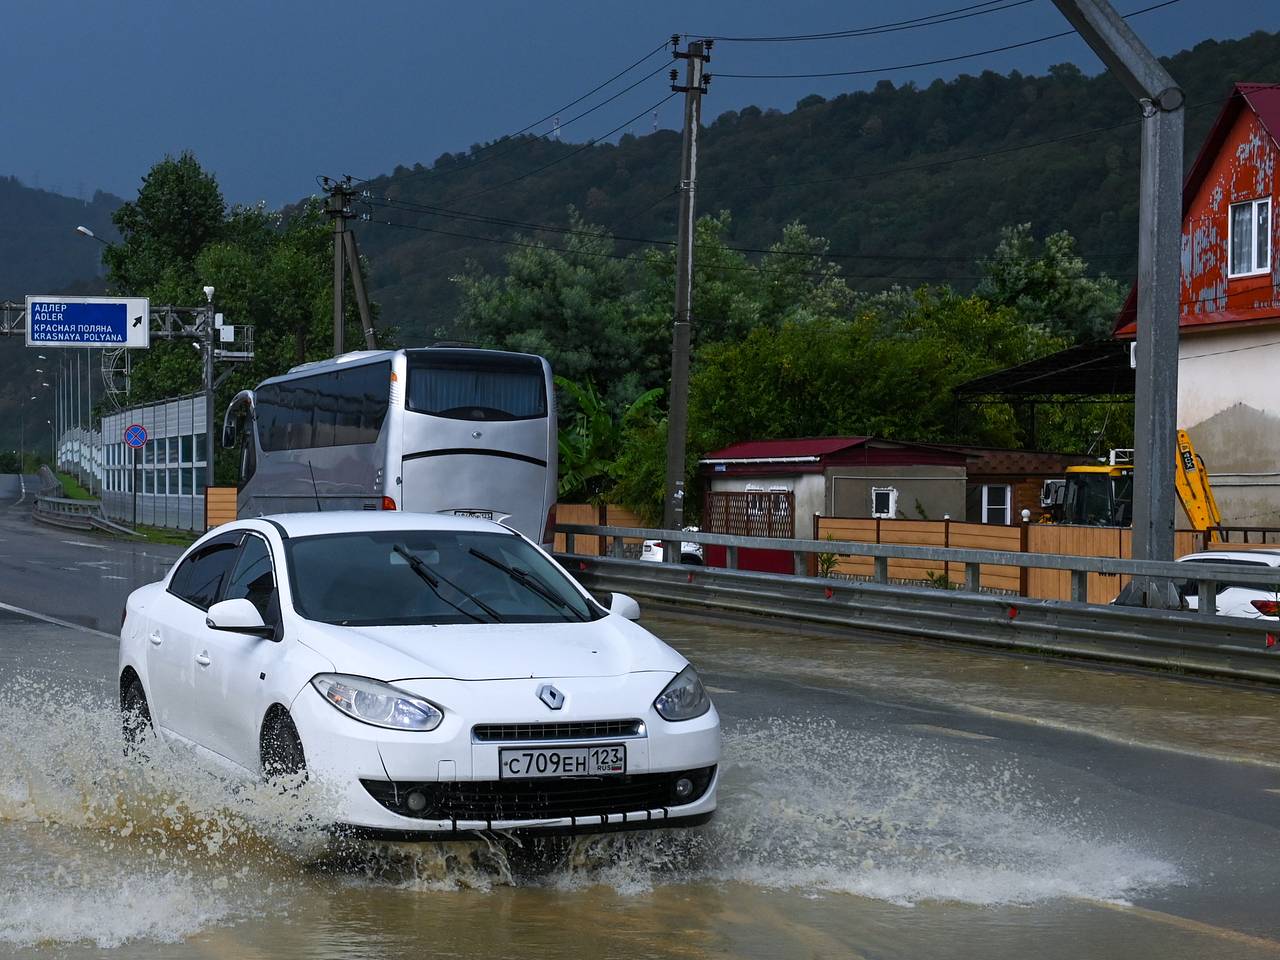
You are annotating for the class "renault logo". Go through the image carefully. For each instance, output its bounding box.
[537,684,565,710]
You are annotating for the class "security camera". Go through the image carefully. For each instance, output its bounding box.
[203,285,215,303]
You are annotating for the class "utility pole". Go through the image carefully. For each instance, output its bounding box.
[661,36,712,544]
[324,176,379,354]
[324,176,359,356]
[1049,0,1184,605]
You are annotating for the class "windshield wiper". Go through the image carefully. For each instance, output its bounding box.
[468,548,588,622]
[392,543,504,623]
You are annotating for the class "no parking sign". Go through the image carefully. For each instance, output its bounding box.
[124,424,148,449]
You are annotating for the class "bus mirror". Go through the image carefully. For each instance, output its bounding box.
[222,421,238,449]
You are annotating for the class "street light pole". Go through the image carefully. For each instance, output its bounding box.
[202,285,216,494]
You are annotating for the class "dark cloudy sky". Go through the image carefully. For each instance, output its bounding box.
[5,0,1270,207]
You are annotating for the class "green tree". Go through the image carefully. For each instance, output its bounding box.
[976,223,1123,342]
[455,212,649,410]
[100,155,381,481]
[556,376,662,503]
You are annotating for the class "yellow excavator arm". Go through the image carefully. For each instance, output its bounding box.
[1175,429,1222,542]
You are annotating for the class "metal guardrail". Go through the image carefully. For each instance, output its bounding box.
[32,496,138,537]
[557,523,1280,616]
[555,524,1280,684]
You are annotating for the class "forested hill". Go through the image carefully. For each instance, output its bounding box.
[0,177,120,300]
[352,29,1280,341]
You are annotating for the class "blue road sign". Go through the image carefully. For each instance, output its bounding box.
[124,424,148,449]
[25,296,150,348]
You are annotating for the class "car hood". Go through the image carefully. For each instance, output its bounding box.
[295,615,686,681]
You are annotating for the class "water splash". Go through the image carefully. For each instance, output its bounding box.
[0,684,1182,949]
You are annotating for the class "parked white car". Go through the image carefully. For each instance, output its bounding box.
[641,527,705,565]
[118,512,720,837]
[1176,550,1280,619]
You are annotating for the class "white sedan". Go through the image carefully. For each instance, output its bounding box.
[118,512,720,837]
[1176,550,1280,618]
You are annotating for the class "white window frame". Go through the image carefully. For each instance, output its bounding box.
[981,484,1012,525]
[1227,197,1271,279]
[871,486,898,519]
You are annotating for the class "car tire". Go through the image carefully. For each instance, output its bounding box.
[680,554,704,566]
[261,711,308,780]
[120,675,152,753]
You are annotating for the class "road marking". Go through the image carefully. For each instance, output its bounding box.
[0,600,116,640]
[1090,900,1280,953]
[1264,787,1280,796]
[61,539,110,551]
[905,723,996,741]
[950,702,1280,771]
[705,685,736,694]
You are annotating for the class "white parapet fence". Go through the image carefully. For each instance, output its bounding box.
[94,394,210,532]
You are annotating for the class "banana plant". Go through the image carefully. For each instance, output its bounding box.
[556,376,662,504]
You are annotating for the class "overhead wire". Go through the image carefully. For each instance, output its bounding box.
[361,39,674,188]
[694,0,1038,43]
[714,0,1181,79]
[361,194,1134,268]
[448,92,680,203]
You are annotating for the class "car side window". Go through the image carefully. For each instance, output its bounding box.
[223,534,276,621]
[169,537,243,610]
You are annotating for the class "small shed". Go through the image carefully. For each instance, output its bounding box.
[699,437,970,536]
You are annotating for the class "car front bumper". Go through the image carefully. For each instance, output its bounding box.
[288,673,720,835]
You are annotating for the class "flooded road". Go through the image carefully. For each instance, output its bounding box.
[1,507,1278,958]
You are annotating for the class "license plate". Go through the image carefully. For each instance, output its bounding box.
[454,509,494,520]
[499,744,626,779]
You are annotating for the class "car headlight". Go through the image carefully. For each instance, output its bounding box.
[653,665,710,721]
[311,674,443,731]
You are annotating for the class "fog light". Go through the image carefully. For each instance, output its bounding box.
[674,777,694,800]
[406,790,427,813]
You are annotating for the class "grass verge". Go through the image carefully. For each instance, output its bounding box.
[55,472,94,500]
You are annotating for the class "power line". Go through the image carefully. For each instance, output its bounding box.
[713,84,1280,195]
[362,195,1133,268]
[362,213,1130,284]
[715,0,1181,79]
[361,40,673,189]
[696,0,1037,43]
[450,92,680,204]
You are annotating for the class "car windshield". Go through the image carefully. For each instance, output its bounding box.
[284,529,601,626]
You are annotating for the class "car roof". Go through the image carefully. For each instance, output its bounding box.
[247,511,516,539]
[1177,550,1280,566]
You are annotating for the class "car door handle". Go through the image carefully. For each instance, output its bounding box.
[149,631,162,646]
[195,652,212,667]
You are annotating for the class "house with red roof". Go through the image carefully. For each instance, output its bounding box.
[699,436,970,533]
[1115,82,1279,526]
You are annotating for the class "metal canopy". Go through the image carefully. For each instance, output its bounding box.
[954,341,1134,402]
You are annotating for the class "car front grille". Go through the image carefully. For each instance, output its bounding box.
[361,766,715,822]
[471,719,644,742]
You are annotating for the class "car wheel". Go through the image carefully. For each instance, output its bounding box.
[261,711,307,780]
[120,675,153,753]
[680,554,704,566]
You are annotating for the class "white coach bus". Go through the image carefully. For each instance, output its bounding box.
[222,347,557,544]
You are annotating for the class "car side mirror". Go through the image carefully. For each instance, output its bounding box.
[610,592,641,621]
[206,598,275,638]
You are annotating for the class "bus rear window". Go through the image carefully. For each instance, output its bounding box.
[406,351,547,421]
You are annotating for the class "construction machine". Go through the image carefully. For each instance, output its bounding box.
[1041,430,1222,540]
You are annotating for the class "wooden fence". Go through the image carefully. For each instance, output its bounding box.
[553,504,646,556]
[813,515,1206,601]
[204,487,238,530]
